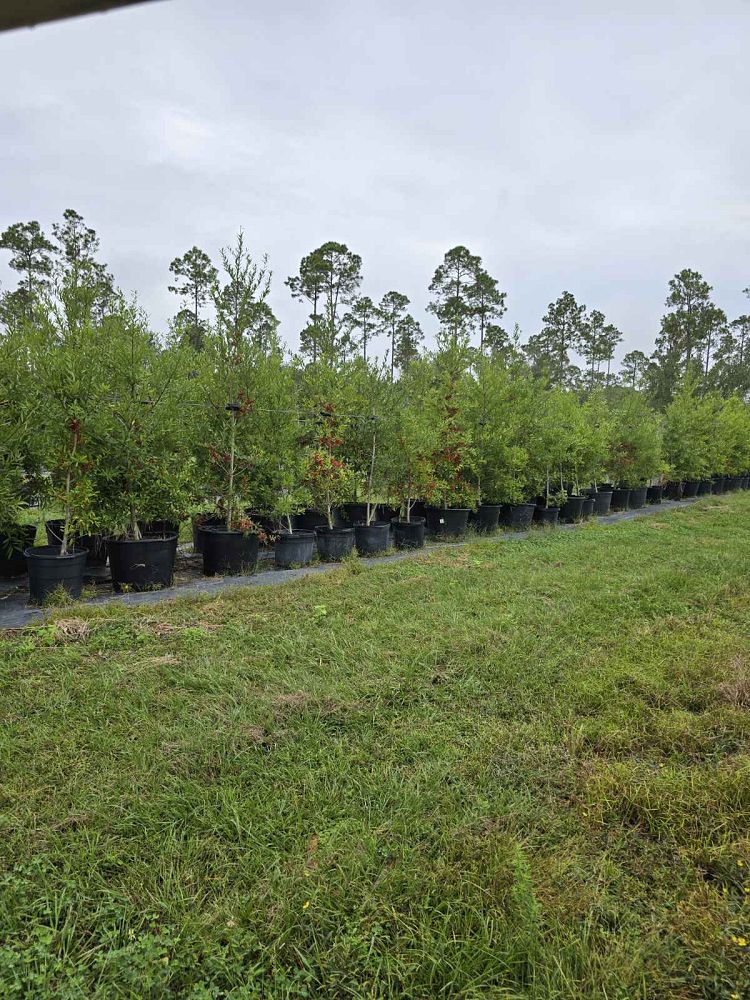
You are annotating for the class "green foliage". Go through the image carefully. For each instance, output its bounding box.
[525,290,587,388]
[93,307,196,536]
[527,387,587,504]
[0,219,54,323]
[608,390,665,486]
[302,403,357,528]
[168,245,218,351]
[27,286,111,551]
[388,359,436,519]
[713,394,750,476]
[649,268,726,405]
[578,309,622,390]
[469,355,531,504]
[345,295,377,363]
[577,391,614,489]
[339,358,398,522]
[663,380,713,481]
[287,242,362,365]
[425,343,479,508]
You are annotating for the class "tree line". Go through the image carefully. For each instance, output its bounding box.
[2,211,747,404]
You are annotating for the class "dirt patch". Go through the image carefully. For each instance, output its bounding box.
[143,619,220,638]
[53,618,91,642]
[143,654,179,667]
[716,657,750,708]
[272,691,312,710]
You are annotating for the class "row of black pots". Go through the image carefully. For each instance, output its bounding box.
[24,532,179,603]
[19,471,750,601]
[45,519,109,566]
[662,475,750,501]
[274,521,396,567]
[293,503,401,533]
[195,519,399,572]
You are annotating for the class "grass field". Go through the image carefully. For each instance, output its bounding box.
[1,496,749,999]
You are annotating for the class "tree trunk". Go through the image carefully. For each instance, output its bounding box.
[227,411,237,530]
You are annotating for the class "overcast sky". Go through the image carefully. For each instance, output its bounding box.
[1,0,748,363]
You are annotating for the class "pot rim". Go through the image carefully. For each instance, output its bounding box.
[109,532,179,544]
[201,526,260,537]
[24,545,87,560]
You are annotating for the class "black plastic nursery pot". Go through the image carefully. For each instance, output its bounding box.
[409,501,428,522]
[474,504,502,533]
[682,480,699,499]
[647,485,664,504]
[560,495,585,523]
[315,525,355,561]
[192,515,224,553]
[25,545,87,603]
[45,518,108,566]
[202,527,259,576]
[664,481,684,500]
[426,507,471,537]
[339,502,372,525]
[274,530,316,568]
[139,519,180,537]
[354,521,391,556]
[377,504,400,524]
[391,517,426,549]
[297,508,335,532]
[726,475,742,491]
[610,488,631,511]
[533,506,559,527]
[108,533,178,593]
[502,503,536,530]
[628,485,649,509]
[697,479,713,496]
[0,525,37,579]
[590,491,613,515]
[743,476,750,490]
[581,496,595,518]
[711,476,725,494]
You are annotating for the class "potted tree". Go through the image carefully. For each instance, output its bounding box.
[341,358,397,555]
[95,305,195,592]
[303,403,357,561]
[240,355,316,569]
[528,389,570,527]
[470,356,533,532]
[714,395,750,492]
[424,344,478,537]
[190,232,285,575]
[0,444,38,579]
[577,392,613,514]
[23,283,108,602]
[194,342,279,577]
[607,391,664,510]
[0,328,40,578]
[663,381,711,500]
[388,361,436,549]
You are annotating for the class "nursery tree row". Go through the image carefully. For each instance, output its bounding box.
[1,212,749,568]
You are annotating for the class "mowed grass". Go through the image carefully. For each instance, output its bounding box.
[1,498,749,999]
